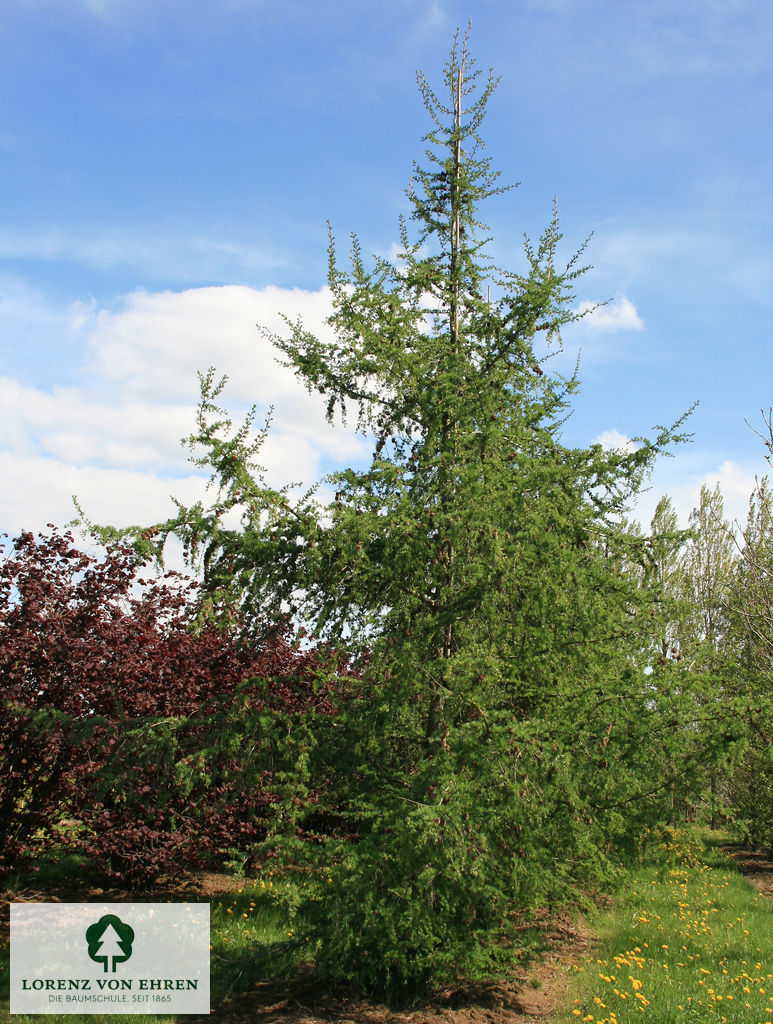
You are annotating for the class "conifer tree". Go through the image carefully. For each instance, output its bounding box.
[104,30,692,996]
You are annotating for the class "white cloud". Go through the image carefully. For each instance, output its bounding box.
[0,284,369,536]
[593,428,638,453]
[0,451,207,537]
[574,296,644,333]
[533,293,645,372]
[0,277,92,391]
[628,456,760,534]
[86,285,326,401]
[4,279,759,552]
[0,275,81,336]
[689,460,762,531]
[587,423,760,538]
[0,377,193,467]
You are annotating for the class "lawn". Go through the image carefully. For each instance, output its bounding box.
[559,827,773,1024]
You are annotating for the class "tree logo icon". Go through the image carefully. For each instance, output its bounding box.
[85,914,135,973]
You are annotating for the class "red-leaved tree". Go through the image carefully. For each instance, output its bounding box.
[0,529,341,884]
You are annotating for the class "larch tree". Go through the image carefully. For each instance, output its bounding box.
[99,31,693,997]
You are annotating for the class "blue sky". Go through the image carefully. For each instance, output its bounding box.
[1,0,772,540]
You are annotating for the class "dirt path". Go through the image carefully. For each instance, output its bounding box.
[192,913,594,1024]
[722,843,773,898]
[192,871,595,1023]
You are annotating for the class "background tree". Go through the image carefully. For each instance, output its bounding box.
[638,488,745,826]
[732,412,773,684]
[638,495,695,820]
[726,416,773,848]
[646,495,688,665]
[0,528,339,884]
[682,484,738,825]
[683,484,736,670]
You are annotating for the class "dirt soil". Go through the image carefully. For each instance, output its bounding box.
[197,915,594,1024]
[2,868,593,1024]
[722,843,773,899]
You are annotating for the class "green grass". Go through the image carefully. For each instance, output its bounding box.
[208,875,312,1005]
[557,827,773,1024]
[0,858,311,1023]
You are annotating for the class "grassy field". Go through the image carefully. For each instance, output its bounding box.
[558,828,773,1024]
[3,828,773,1023]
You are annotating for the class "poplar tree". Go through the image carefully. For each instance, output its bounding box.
[683,484,736,669]
[646,495,688,665]
[645,489,740,822]
[728,445,773,848]
[105,31,691,996]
